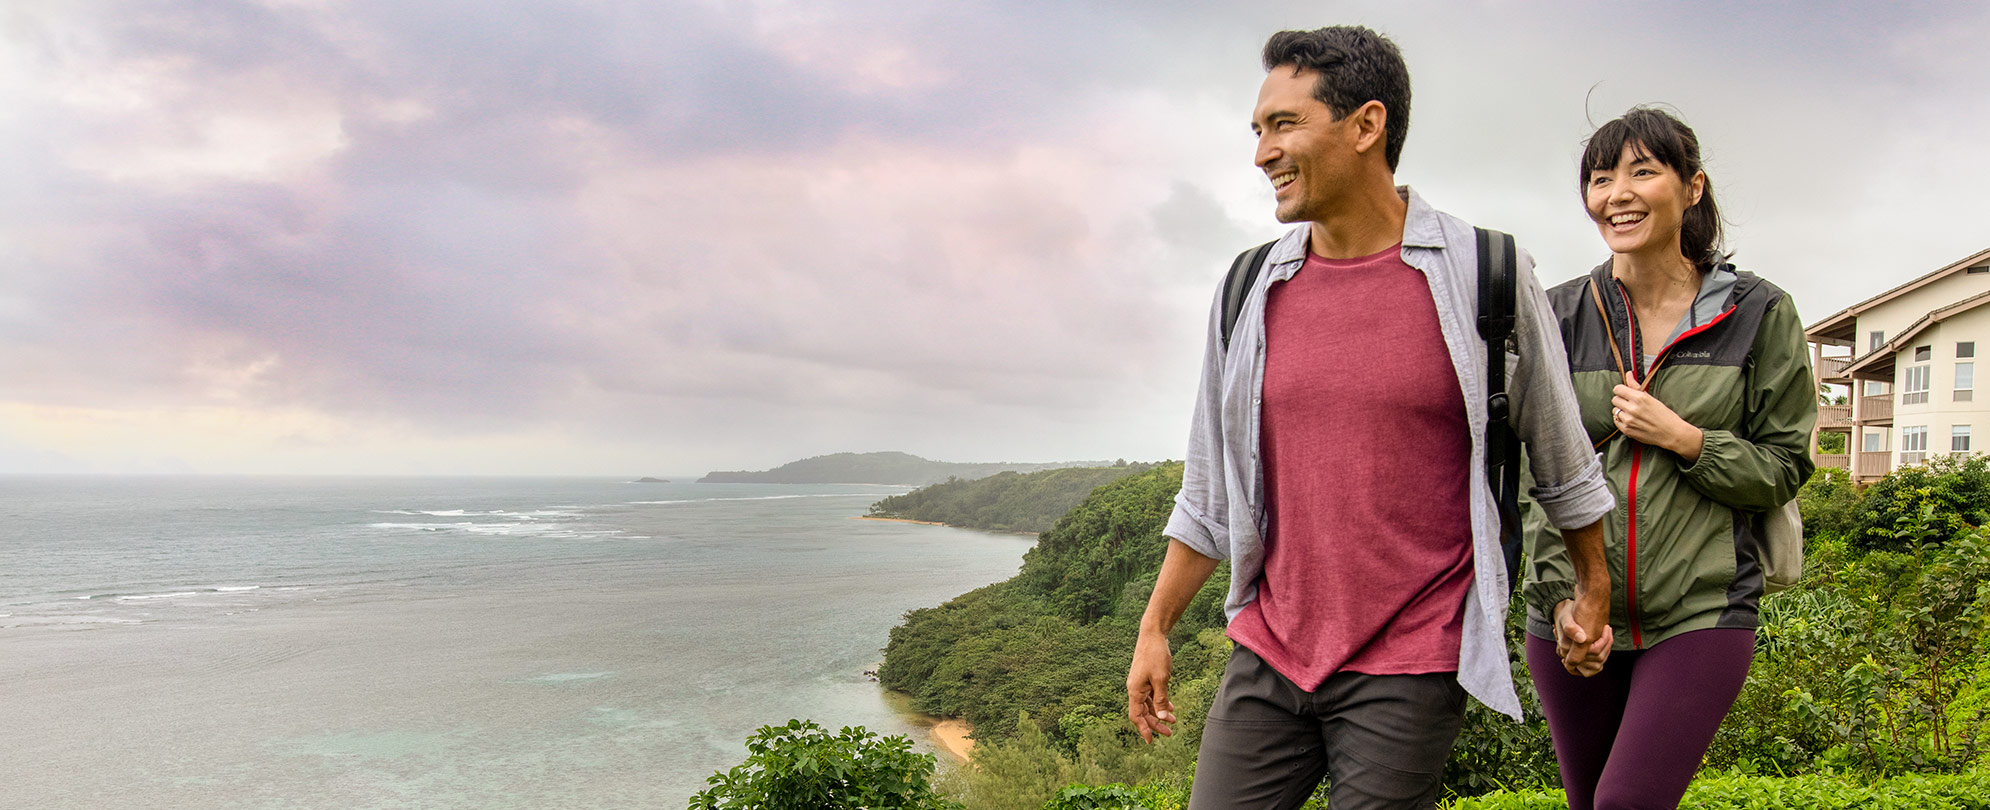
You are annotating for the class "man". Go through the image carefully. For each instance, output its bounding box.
[1125,26,1615,810]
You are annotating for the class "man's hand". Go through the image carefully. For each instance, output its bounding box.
[1612,371,1703,462]
[1553,595,1612,677]
[1127,629,1178,743]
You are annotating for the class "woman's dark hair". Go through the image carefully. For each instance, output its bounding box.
[1262,26,1411,172]
[1579,107,1728,270]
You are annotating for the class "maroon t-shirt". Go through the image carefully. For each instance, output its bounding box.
[1226,244,1475,690]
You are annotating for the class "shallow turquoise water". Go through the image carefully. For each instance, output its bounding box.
[0,476,1030,808]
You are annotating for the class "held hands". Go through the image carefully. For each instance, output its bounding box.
[1553,594,1613,677]
[1612,372,1704,462]
[1126,630,1177,743]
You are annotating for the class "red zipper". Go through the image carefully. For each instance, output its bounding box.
[1617,282,1646,649]
[1610,279,1738,650]
[1626,446,1644,647]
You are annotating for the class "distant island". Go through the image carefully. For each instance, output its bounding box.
[697,451,1109,486]
[634,477,669,483]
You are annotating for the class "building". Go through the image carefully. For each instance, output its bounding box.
[1806,246,1990,482]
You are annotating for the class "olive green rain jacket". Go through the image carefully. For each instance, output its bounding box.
[1524,261,1816,650]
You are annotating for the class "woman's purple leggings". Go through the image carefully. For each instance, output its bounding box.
[1525,628,1755,810]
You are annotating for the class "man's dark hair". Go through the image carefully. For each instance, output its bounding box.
[1262,26,1412,171]
[1579,107,1728,271]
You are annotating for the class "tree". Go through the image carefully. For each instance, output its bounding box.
[689,720,961,810]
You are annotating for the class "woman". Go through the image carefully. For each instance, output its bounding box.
[1523,107,1816,810]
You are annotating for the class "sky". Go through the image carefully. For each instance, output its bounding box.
[2,0,1987,475]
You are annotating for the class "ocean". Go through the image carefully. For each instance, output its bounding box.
[0,476,1032,809]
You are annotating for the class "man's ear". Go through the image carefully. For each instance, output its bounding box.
[1350,100,1389,156]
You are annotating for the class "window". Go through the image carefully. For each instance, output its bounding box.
[1958,362,1975,402]
[1902,426,1928,463]
[1954,425,1972,453]
[1864,430,1889,452]
[1871,331,1886,352]
[1959,342,1976,358]
[1970,265,1990,275]
[1916,345,1932,362]
[1865,380,1890,397]
[1903,364,1931,405]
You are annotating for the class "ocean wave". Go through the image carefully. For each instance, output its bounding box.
[72,585,279,602]
[1,615,143,628]
[371,509,578,519]
[367,521,623,541]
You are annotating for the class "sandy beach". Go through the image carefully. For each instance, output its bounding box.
[930,719,975,762]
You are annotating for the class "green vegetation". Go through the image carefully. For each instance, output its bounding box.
[699,451,1102,486]
[868,462,1158,533]
[688,720,959,810]
[1851,454,1990,550]
[701,456,1990,809]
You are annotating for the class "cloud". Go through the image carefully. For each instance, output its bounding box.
[2,0,1987,472]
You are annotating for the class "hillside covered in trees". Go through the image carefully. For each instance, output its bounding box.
[878,462,1231,749]
[699,451,1100,486]
[866,462,1159,533]
[874,459,1990,810]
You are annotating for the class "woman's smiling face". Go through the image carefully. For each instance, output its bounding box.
[1584,141,1705,259]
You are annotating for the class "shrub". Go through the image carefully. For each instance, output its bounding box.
[1852,454,1990,550]
[688,720,959,810]
[1040,784,1145,810]
[1443,770,1990,809]
[1797,466,1861,540]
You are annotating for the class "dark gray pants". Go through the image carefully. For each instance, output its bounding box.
[1188,646,1466,810]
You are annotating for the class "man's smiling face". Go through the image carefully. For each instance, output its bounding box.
[1252,66,1361,224]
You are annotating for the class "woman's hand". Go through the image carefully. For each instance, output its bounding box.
[1612,372,1704,462]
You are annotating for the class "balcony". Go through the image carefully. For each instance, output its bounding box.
[1856,451,1892,479]
[1859,394,1894,424]
[1819,403,1852,430]
[1813,452,1849,470]
[1818,356,1852,382]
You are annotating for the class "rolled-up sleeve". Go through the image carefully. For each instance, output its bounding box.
[1166,281,1233,561]
[1509,251,1615,530]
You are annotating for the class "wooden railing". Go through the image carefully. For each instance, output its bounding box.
[1859,394,1894,423]
[1819,403,1852,428]
[1813,452,1849,470]
[1856,451,1892,479]
[1818,356,1852,380]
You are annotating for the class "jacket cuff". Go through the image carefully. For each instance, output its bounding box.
[1164,496,1226,561]
[1528,460,1615,530]
[1676,429,1724,478]
[1523,579,1576,614]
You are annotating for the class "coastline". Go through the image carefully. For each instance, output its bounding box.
[854,515,950,526]
[930,719,974,762]
[878,685,976,763]
[854,515,1040,538]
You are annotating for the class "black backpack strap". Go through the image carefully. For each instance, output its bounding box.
[1475,227,1524,593]
[1220,241,1279,351]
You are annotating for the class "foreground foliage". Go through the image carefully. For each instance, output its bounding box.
[1057,770,1990,810]
[875,458,1990,809]
[1443,770,1990,810]
[688,720,959,810]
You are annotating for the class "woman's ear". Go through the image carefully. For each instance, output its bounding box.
[1690,171,1706,206]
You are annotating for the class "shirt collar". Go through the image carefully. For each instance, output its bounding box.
[1267,184,1443,267]
[1399,185,1445,250]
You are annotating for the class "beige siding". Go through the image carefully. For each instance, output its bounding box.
[1891,305,1990,464]
[1857,271,1990,351]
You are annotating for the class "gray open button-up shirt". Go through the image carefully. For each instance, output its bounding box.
[1162,187,1613,719]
